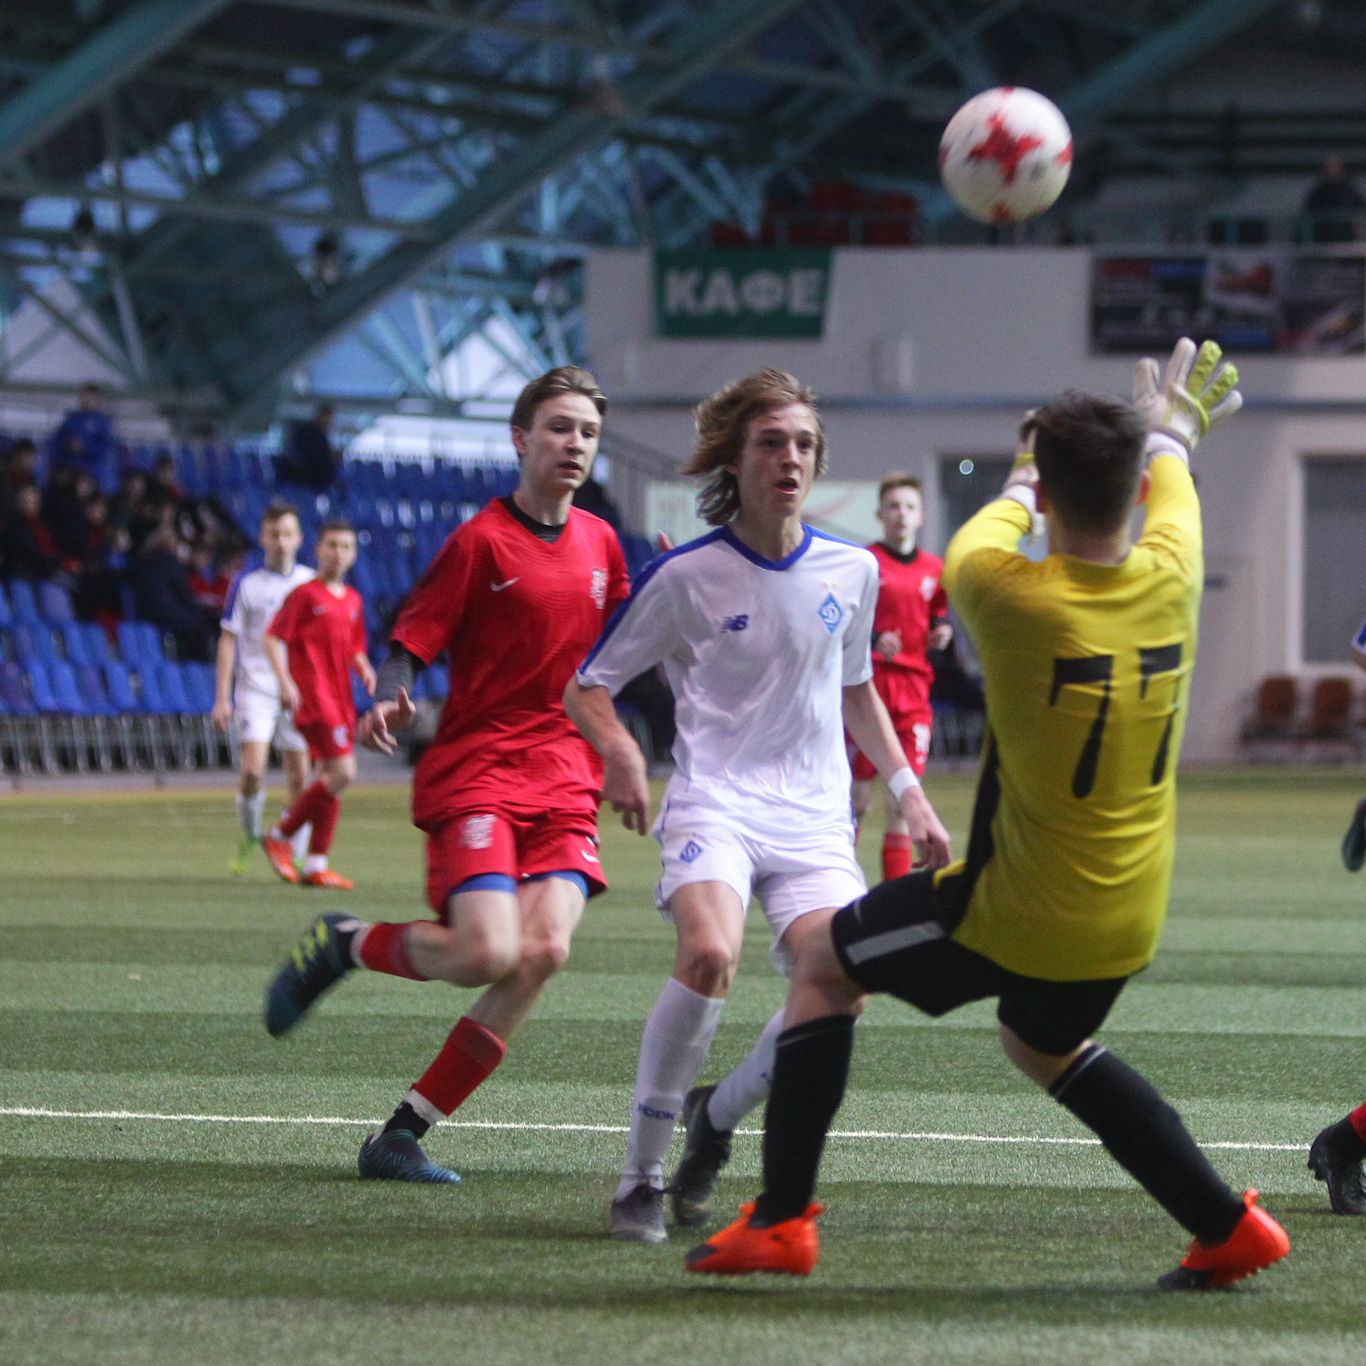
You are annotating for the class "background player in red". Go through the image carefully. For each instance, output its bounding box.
[260,366,630,1185]
[850,474,952,880]
[260,520,374,891]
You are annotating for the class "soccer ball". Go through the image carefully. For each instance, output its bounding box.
[938,87,1073,224]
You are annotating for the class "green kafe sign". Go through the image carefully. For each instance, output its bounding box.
[653,248,831,338]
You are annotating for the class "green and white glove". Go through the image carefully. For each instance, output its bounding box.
[1132,337,1242,465]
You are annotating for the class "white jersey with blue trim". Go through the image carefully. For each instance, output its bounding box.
[221,563,315,699]
[578,524,877,837]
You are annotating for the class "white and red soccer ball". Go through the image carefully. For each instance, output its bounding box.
[938,87,1073,224]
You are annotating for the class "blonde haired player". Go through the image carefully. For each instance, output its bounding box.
[566,368,951,1243]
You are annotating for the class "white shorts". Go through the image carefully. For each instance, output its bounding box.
[235,686,307,752]
[654,801,866,973]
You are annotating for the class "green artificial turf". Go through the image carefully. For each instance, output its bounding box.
[2,768,1365,1364]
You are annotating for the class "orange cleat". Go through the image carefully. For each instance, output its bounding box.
[302,868,354,890]
[262,835,301,884]
[1158,1190,1289,1290]
[684,1201,822,1277]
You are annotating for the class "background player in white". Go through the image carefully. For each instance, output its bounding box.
[565,369,952,1244]
[213,501,314,874]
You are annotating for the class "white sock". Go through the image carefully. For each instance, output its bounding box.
[303,854,328,875]
[616,977,724,1200]
[706,1008,785,1132]
[291,823,312,863]
[236,790,266,838]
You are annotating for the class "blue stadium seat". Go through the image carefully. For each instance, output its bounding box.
[8,579,41,625]
[25,660,59,712]
[58,622,90,665]
[47,661,86,713]
[75,664,114,714]
[102,661,139,713]
[80,623,113,666]
[0,581,12,629]
[180,662,217,714]
[156,662,193,712]
[351,674,373,714]
[11,624,61,666]
[117,621,165,671]
[0,661,33,714]
[37,580,76,625]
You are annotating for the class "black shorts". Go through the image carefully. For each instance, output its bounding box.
[830,868,1128,1057]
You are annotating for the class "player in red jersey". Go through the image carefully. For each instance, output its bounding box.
[850,474,952,881]
[260,366,630,1184]
[260,520,374,890]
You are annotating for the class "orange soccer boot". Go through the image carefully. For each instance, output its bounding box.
[684,1201,822,1277]
[1157,1190,1289,1290]
[302,868,355,890]
[262,834,301,884]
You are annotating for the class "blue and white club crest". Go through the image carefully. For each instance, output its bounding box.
[679,839,703,864]
[817,592,843,634]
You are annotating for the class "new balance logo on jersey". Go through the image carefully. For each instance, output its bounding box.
[721,614,748,633]
[490,577,521,593]
[590,568,608,609]
[921,576,939,602]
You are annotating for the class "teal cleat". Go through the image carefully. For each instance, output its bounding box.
[263,913,358,1037]
[358,1129,460,1184]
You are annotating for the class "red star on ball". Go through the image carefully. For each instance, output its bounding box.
[966,112,1043,183]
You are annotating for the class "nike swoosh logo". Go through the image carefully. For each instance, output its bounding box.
[491,578,522,592]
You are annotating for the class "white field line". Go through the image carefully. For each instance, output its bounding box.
[0,1106,1303,1152]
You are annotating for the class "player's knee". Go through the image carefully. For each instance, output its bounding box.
[240,770,262,796]
[519,932,571,985]
[998,1024,1078,1089]
[675,939,736,994]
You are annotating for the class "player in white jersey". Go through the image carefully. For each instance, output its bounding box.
[565,369,952,1243]
[212,502,315,875]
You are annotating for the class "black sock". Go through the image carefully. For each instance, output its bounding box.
[381,1101,430,1141]
[1050,1044,1244,1245]
[753,1015,856,1225]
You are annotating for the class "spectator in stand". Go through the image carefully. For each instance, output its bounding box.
[44,466,99,561]
[109,469,154,550]
[70,494,128,628]
[188,537,243,634]
[50,383,116,487]
[1303,155,1365,244]
[129,526,215,662]
[0,437,39,514]
[4,483,63,581]
[278,403,343,491]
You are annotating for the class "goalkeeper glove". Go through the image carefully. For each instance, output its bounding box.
[1132,337,1242,465]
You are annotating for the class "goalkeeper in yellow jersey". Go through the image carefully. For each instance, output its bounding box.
[687,339,1291,1291]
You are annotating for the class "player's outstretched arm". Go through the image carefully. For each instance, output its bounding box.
[563,678,650,834]
[1132,337,1242,465]
[358,688,415,755]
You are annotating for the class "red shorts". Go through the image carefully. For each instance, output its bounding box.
[298,720,354,761]
[850,711,933,781]
[424,807,607,919]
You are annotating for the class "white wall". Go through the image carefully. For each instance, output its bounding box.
[585,247,1366,762]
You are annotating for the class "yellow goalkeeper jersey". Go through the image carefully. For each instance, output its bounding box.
[939,455,1202,981]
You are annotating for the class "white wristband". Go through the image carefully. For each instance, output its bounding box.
[888,766,919,800]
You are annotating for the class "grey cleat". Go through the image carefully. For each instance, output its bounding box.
[610,1183,666,1244]
[669,1084,733,1228]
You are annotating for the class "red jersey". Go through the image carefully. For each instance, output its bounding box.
[868,543,948,715]
[392,500,630,832]
[267,579,366,730]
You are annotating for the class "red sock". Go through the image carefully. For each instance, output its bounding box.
[413,1016,507,1117]
[308,791,340,855]
[1348,1100,1366,1143]
[881,832,913,880]
[356,922,428,980]
[279,780,328,838]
